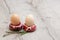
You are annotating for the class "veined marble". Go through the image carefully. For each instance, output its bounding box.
[0,0,60,40]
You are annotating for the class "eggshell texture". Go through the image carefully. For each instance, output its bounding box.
[25,15,34,26]
[11,14,20,25]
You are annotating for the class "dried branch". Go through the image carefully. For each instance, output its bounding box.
[3,30,27,37]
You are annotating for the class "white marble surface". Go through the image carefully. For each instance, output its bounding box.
[0,0,60,40]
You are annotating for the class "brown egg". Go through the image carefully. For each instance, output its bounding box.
[10,14,20,25]
[25,14,34,26]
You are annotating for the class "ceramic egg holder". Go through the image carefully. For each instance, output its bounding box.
[9,14,22,31]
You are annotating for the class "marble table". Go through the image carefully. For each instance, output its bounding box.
[0,0,60,40]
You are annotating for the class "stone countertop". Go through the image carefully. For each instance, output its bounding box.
[0,0,60,40]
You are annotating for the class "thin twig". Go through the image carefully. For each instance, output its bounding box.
[3,33,14,37]
[3,30,27,37]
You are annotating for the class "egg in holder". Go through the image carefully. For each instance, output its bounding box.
[9,14,22,31]
[23,15,36,32]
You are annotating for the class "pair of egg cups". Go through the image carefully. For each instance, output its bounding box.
[9,22,36,32]
[9,14,36,32]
